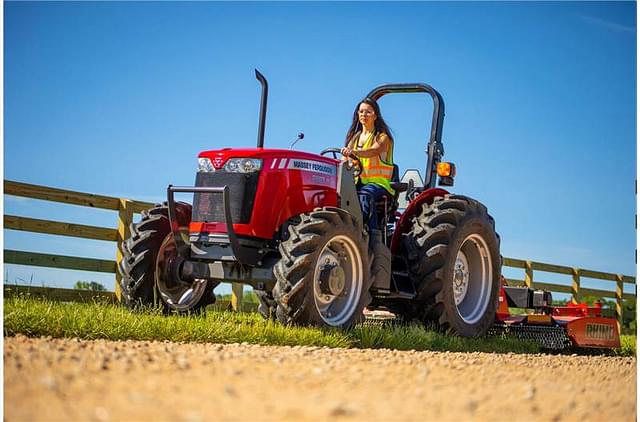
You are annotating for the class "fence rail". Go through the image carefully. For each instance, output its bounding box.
[3,180,636,327]
[4,284,117,303]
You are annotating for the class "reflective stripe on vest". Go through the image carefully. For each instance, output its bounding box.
[355,132,395,195]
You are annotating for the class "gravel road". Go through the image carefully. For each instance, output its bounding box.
[4,335,636,421]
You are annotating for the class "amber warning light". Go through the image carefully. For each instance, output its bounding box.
[437,162,456,187]
[437,162,456,177]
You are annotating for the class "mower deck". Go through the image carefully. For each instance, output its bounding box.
[363,284,622,351]
[495,284,621,350]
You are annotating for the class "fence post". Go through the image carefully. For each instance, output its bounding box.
[231,283,244,312]
[115,199,133,301]
[524,260,533,288]
[571,268,581,304]
[615,274,624,334]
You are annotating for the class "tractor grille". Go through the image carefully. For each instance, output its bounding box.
[192,172,260,224]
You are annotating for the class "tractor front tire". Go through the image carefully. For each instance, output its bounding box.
[118,203,216,313]
[255,289,277,320]
[403,194,501,337]
[272,207,372,329]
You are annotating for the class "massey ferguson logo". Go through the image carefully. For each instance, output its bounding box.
[287,159,336,176]
[586,323,614,341]
[212,157,224,169]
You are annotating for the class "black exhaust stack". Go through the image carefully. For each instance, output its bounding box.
[255,69,268,148]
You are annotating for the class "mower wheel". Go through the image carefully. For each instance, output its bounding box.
[118,203,216,313]
[272,207,372,329]
[403,194,501,337]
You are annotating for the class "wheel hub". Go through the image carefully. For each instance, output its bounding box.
[312,234,363,325]
[453,251,470,305]
[318,262,346,297]
[453,234,493,324]
[156,234,208,311]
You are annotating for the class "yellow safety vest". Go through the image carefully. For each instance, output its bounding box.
[353,131,395,195]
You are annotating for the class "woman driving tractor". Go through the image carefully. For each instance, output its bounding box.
[341,97,395,232]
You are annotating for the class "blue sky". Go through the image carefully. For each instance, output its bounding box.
[3,1,636,297]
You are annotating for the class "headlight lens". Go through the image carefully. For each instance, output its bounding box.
[197,157,215,173]
[224,158,262,173]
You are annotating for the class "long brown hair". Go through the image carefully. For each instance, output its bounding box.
[344,97,394,146]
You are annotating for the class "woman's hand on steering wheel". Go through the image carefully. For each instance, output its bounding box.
[345,154,363,177]
[320,147,363,177]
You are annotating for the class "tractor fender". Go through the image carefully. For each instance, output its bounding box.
[389,187,449,254]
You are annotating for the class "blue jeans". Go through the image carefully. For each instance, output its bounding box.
[357,183,389,232]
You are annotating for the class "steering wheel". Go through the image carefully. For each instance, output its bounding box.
[320,148,363,177]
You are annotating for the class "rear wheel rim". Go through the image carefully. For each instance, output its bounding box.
[313,234,363,326]
[156,234,208,312]
[453,233,492,324]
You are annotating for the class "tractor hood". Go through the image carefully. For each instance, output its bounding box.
[192,147,340,240]
[198,148,337,173]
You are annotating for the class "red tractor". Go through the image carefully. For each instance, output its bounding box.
[118,71,502,337]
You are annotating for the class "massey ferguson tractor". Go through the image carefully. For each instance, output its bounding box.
[118,71,621,346]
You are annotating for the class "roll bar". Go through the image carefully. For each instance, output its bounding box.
[365,83,445,189]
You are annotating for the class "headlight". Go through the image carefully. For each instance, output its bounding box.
[197,157,215,173]
[224,158,262,173]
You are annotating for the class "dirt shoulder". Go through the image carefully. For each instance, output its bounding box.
[4,335,636,421]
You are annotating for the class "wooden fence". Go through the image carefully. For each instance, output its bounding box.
[502,258,635,329]
[3,180,636,327]
[3,180,247,308]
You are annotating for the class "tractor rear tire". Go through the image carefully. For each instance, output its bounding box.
[118,203,216,313]
[272,207,372,329]
[403,194,501,337]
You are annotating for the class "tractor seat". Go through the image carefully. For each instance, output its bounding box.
[391,181,408,193]
[390,164,408,193]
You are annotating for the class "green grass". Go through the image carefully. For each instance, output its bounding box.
[3,296,636,356]
[618,334,636,357]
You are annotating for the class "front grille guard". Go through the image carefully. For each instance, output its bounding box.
[167,185,253,265]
